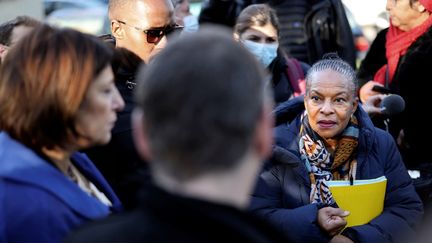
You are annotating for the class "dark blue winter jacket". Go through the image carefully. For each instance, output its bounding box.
[250,97,423,243]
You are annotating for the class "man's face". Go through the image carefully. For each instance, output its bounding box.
[112,0,174,63]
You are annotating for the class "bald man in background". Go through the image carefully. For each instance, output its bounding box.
[84,0,181,210]
[108,0,179,63]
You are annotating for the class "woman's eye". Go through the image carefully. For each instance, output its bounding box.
[246,36,261,42]
[103,87,113,95]
[311,96,320,101]
[266,37,277,43]
[335,98,346,103]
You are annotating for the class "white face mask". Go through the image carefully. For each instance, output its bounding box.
[182,15,199,32]
[242,40,278,67]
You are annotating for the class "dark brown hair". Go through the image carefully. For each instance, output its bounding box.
[0,24,113,151]
[234,4,279,36]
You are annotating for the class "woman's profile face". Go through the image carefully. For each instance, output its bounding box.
[304,69,358,139]
[74,65,125,147]
[386,0,428,31]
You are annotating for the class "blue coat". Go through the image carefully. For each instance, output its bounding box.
[0,132,122,243]
[249,98,423,243]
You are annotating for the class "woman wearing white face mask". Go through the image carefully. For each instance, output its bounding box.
[234,4,309,104]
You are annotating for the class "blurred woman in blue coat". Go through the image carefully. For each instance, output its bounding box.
[0,24,124,243]
[250,55,423,243]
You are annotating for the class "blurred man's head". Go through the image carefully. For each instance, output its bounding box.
[132,27,273,197]
[108,0,177,63]
[0,16,40,64]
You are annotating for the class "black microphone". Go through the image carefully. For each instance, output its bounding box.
[380,94,405,116]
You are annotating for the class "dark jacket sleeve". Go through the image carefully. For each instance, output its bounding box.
[250,164,331,243]
[357,28,388,87]
[198,0,244,27]
[331,0,356,68]
[344,130,423,242]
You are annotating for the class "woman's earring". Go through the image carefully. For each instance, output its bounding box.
[418,5,426,12]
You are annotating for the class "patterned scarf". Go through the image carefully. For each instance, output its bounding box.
[299,112,359,205]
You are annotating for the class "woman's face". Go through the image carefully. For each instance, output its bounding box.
[386,0,428,31]
[239,23,278,44]
[304,69,358,139]
[74,65,125,147]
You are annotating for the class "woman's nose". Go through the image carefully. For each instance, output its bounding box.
[386,0,393,11]
[320,100,334,114]
[113,88,125,112]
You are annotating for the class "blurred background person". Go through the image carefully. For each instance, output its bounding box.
[173,0,199,32]
[199,0,356,67]
[250,55,423,242]
[0,24,124,243]
[234,4,308,105]
[0,15,40,65]
[84,0,182,210]
[357,0,432,204]
[107,0,180,63]
[65,27,293,243]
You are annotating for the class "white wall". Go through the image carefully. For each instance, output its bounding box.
[342,0,387,27]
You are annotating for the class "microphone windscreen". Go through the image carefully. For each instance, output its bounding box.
[380,94,405,116]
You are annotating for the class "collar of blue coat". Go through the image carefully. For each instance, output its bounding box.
[0,132,122,219]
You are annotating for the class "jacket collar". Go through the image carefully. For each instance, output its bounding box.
[0,132,119,219]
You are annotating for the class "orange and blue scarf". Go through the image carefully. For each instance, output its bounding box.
[299,112,359,205]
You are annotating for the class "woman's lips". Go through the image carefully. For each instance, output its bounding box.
[317,120,336,128]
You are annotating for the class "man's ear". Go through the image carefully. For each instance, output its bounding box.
[132,108,152,162]
[111,20,124,40]
[253,102,274,160]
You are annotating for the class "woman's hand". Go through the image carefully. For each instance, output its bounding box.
[317,207,349,236]
[359,80,383,103]
[329,235,354,243]
[362,93,387,115]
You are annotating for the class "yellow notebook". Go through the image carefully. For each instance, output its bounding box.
[327,176,387,227]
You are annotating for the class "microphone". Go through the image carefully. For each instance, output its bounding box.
[380,94,405,116]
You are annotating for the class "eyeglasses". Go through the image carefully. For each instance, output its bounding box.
[116,20,183,44]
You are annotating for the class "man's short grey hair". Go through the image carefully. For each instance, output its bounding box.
[134,26,268,181]
[305,53,358,96]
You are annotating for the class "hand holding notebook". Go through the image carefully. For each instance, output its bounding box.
[327,176,387,227]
